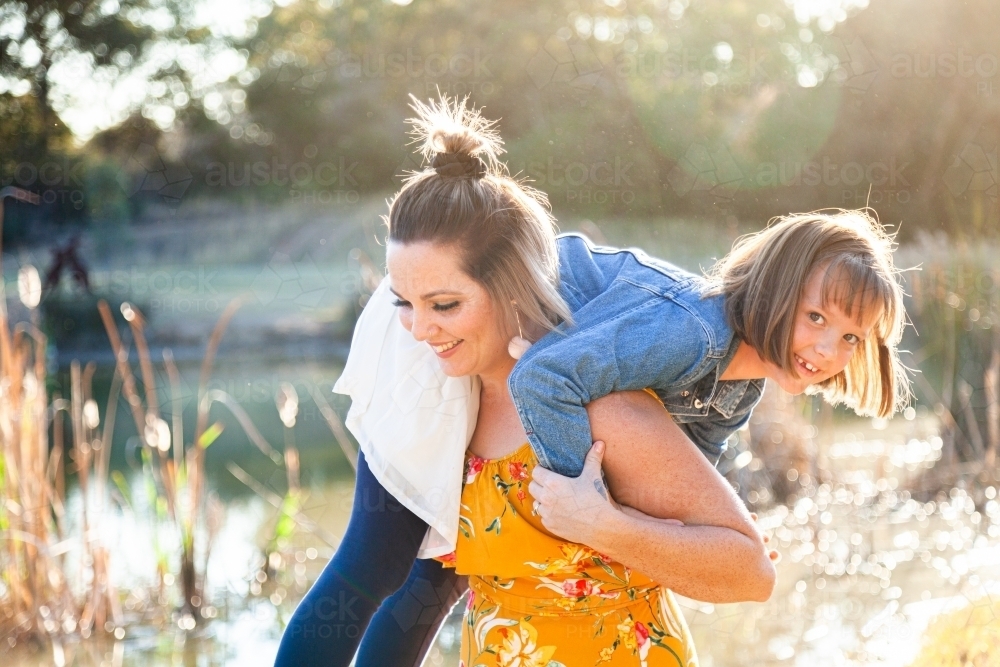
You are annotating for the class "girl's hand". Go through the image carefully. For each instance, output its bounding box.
[529,441,618,544]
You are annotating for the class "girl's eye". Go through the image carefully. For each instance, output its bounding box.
[433,301,460,312]
[809,312,825,324]
[844,333,860,345]
[391,298,411,308]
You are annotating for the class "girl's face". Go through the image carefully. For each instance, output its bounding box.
[386,240,512,378]
[768,264,879,395]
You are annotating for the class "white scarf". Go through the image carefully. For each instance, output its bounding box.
[333,277,479,558]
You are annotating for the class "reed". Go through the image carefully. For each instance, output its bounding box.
[0,323,122,647]
[1,276,272,652]
[96,299,241,623]
[1,187,123,649]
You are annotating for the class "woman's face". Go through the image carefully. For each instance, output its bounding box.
[386,240,512,378]
[767,264,879,395]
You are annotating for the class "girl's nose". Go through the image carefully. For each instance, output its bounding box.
[814,333,837,359]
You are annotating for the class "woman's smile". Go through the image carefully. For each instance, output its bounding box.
[431,339,464,356]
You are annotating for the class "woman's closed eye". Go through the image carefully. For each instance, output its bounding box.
[391,298,458,312]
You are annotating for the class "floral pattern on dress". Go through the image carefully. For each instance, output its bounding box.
[451,443,698,667]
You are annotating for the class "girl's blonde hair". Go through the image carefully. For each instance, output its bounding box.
[385,94,571,337]
[709,209,910,418]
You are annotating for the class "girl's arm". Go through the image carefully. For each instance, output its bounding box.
[528,390,775,604]
[508,283,711,479]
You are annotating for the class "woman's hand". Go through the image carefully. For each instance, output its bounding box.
[529,440,618,545]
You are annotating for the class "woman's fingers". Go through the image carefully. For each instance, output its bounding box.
[531,465,554,484]
[749,511,780,561]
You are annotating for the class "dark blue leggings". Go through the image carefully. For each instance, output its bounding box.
[273,452,468,667]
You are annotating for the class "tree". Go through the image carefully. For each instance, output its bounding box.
[0,0,168,153]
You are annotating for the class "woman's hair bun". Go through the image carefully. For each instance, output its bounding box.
[406,93,505,178]
[430,152,487,179]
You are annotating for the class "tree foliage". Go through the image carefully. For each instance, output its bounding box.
[2,0,999,237]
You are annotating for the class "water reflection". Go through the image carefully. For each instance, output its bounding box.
[677,436,1000,667]
[6,360,1000,666]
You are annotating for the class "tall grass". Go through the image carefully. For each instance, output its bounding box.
[95,299,240,623]
[1,286,281,650]
[0,304,126,650]
[899,235,1000,471]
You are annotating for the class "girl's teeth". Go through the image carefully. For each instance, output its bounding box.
[434,341,460,353]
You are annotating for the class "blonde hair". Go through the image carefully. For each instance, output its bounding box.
[709,209,910,418]
[385,94,571,337]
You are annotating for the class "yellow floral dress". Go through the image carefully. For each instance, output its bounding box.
[438,443,698,667]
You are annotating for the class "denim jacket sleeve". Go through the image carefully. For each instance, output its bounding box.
[507,282,716,478]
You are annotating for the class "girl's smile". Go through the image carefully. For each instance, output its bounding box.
[723,262,878,395]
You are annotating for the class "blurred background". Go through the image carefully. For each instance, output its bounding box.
[1,0,999,665]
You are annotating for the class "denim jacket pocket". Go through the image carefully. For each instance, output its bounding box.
[659,387,713,418]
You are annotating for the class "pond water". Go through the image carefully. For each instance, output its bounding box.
[5,359,1000,667]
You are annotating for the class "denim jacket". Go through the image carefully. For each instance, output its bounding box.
[508,234,765,477]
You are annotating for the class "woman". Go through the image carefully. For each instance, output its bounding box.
[273,96,773,665]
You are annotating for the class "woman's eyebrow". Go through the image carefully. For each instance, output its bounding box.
[388,287,461,300]
[420,290,462,299]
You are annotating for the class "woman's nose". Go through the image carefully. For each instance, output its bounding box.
[409,309,438,341]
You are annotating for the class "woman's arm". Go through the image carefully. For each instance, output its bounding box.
[529,390,775,604]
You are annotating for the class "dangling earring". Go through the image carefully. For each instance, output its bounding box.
[508,302,532,360]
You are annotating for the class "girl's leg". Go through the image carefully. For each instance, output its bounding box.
[273,452,432,667]
[356,557,469,665]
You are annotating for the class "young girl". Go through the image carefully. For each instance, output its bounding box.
[272,95,909,667]
[511,211,909,479]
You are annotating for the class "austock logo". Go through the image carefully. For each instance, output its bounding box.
[117,143,193,208]
[525,34,604,92]
[826,35,880,100]
[258,48,497,98]
[666,144,744,201]
[943,141,998,202]
[251,252,332,310]
[390,576,461,632]
[517,156,636,205]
